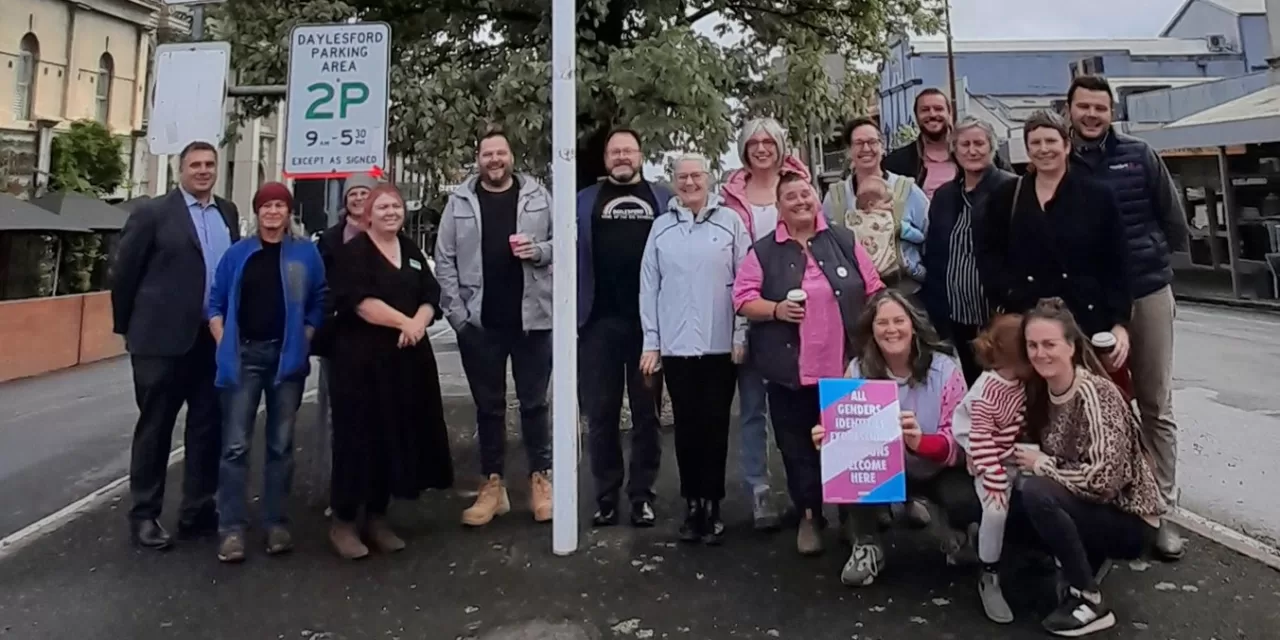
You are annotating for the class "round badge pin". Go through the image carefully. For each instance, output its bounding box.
[836,266,849,278]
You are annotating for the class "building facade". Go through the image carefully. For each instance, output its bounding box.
[879,35,1250,138]
[1162,0,1272,71]
[1,0,156,197]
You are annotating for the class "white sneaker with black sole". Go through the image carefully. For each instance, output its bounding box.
[1041,587,1116,637]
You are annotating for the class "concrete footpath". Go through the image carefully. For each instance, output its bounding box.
[0,396,1277,640]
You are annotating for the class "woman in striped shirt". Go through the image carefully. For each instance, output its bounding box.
[950,313,1029,624]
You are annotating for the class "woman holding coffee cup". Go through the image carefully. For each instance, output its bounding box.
[1008,298,1164,637]
[732,172,885,556]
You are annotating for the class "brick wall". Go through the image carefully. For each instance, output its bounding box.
[0,292,126,383]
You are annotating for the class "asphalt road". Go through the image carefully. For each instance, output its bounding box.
[0,306,1278,638]
[1170,305,1280,545]
[0,397,1277,639]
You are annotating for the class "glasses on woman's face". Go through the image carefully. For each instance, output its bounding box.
[675,171,708,183]
[851,138,882,150]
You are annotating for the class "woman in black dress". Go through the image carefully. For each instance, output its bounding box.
[328,182,453,559]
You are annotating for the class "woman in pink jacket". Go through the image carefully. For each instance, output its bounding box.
[719,117,815,532]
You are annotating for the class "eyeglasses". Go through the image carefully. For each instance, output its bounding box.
[675,172,708,182]
[851,139,882,149]
[608,148,641,158]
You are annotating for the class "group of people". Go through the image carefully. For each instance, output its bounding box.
[107,71,1188,637]
[568,73,1187,637]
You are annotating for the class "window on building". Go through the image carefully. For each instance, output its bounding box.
[96,53,114,124]
[14,33,40,121]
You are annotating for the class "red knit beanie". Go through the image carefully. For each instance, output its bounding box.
[253,181,293,213]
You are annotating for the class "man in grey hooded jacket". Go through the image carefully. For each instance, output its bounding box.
[435,129,555,528]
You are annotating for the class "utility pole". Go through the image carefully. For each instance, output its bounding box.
[943,0,959,114]
[191,5,205,40]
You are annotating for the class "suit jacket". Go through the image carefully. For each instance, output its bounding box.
[110,189,241,357]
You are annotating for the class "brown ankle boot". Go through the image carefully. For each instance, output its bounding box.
[366,517,406,553]
[329,520,369,560]
[530,471,553,523]
[461,474,510,527]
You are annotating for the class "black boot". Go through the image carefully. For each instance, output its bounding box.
[702,500,726,546]
[678,499,704,543]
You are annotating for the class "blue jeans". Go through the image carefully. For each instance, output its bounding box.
[217,340,304,533]
[737,362,771,492]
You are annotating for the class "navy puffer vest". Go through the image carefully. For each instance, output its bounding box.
[1072,130,1171,299]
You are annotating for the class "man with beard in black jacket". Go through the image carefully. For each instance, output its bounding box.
[883,88,1012,200]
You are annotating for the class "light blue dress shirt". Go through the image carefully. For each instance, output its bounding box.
[181,188,233,313]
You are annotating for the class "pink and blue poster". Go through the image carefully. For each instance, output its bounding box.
[819,378,906,504]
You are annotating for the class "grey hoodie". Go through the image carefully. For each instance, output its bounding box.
[433,174,554,331]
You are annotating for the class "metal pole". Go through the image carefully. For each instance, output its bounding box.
[191,5,205,41]
[550,0,579,556]
[1217,146,1243,298]
[943,0,959,113]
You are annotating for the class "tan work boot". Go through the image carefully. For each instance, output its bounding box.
[461,474,510,527]
[329,519,369,560]
[367,517,406,553]
[530,471,553,523]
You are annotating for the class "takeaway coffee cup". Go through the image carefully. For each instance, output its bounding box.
[1091,331,1116,356]
[508,233,530,255]
[1014,443,1041,455]
[786,289,807,308]
[1092,331,1118,371]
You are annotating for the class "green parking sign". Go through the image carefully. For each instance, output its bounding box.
[284,22,391,178]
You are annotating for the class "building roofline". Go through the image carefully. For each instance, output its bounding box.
[1161,0,1267,35]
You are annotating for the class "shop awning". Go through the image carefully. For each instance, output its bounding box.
[0,194,93,233]
[30,191,131,231]
[1135,83,1280,151]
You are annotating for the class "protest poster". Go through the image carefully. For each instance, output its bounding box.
[819,378,906,504]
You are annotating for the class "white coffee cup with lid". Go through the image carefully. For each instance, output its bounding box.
[1090,331,1116,355]
[786,289,807,308]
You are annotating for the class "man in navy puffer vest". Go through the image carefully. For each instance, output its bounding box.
[1067,75,1190,561]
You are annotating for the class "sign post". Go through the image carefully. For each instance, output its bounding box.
[283,22,391,180]
[550,0,579,556]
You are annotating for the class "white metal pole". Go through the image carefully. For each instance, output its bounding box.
[550,0,579,556]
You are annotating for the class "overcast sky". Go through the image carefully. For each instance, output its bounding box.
[946,0,1186,38]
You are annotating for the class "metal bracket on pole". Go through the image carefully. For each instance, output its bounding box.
[227,85,287,98]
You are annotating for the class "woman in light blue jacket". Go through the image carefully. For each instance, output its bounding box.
[639,153,751,546]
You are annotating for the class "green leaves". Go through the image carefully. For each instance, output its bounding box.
[218,0,941,181]
[49,120,126,196]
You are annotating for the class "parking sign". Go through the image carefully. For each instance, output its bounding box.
[284,22,391,179]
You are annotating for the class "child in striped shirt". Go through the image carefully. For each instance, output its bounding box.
[951,314,1028,625]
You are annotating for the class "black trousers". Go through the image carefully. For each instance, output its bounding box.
[1008,475,1157,592]
[949,321,982,386]
[662,354,737,500]
[765,383,824,518]
[456,326,553,477]
[579,316,661,505]
[127,331,221,523]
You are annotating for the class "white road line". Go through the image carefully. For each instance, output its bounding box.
[0,389,317,562]
[1170,507,1280,571]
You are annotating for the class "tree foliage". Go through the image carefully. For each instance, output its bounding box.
[49,120,127,196]
[217,0,940,185]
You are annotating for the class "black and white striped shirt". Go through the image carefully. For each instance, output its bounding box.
[946,194,988,326]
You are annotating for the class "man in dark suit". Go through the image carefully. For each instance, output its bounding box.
[110,140,241,550]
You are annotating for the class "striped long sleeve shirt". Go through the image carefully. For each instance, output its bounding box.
[951,371,1025,493]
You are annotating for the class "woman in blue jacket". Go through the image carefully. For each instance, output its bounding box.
[207,181,326,563]
[639,153,751,545]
